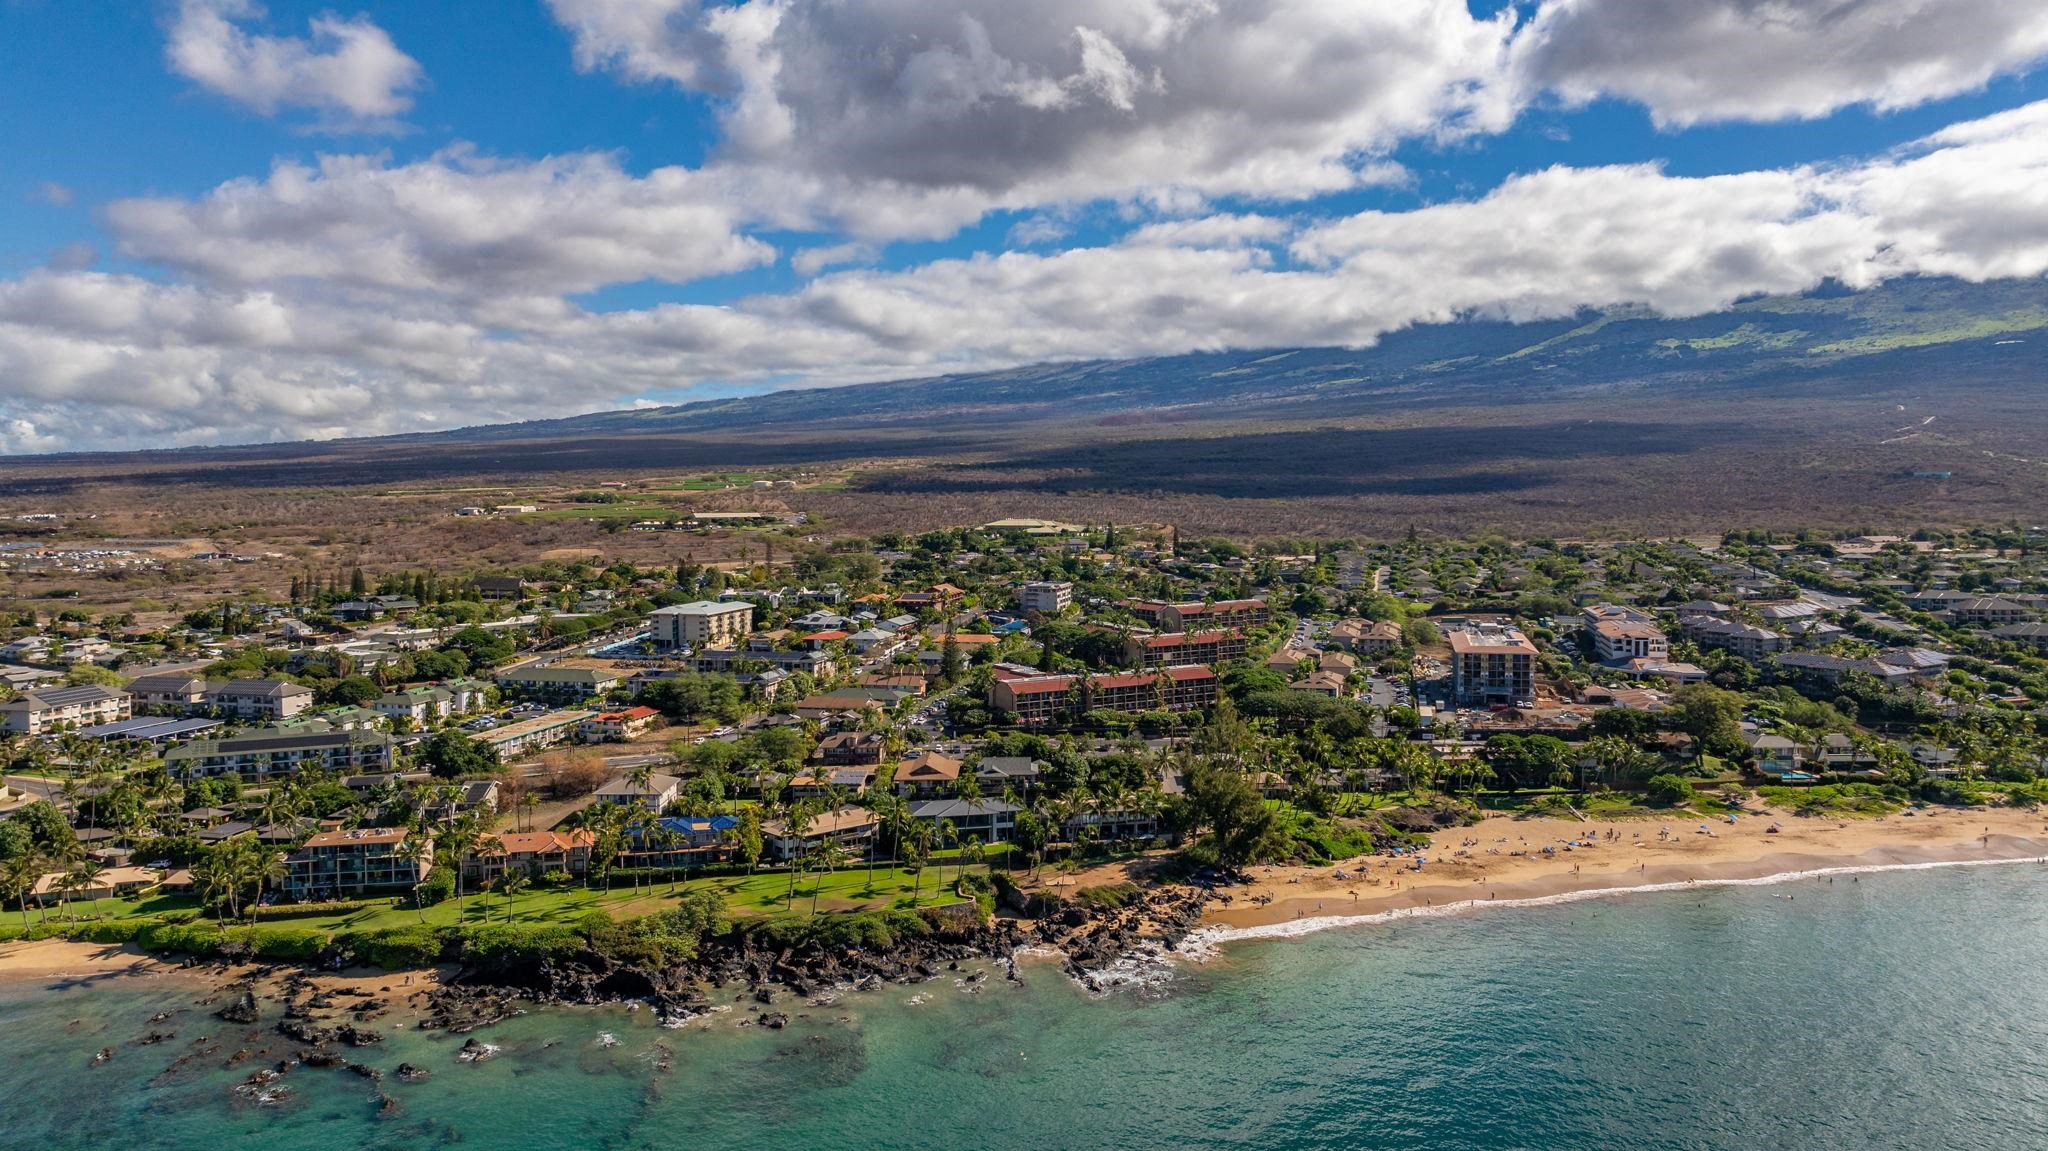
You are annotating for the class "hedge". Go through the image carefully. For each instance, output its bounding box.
[134,922,230,956]
[252,898,386,921]
[245,927,328,962]
[335,925,446,971]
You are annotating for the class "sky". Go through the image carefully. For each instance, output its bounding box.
[3,0,2048,453]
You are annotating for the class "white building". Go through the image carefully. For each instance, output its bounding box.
[649,600,755,649]
[1018,580,1075,614]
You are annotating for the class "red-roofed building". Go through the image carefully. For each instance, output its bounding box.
[1122,628,1247,668]
[580,706,662,742]
[461,829,597,884]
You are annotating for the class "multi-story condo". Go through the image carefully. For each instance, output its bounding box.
[1680,614,1788,661]
[988,667,1218,727]
[207,678,314,720]
[1584,606,1670,664]
[649,600,755,649]
[164,729,396,781]
[283,827,430,901]
[1018,581,1075,614]
[0,684,131,735]
[1445,622,1538,707]
[1123,629,1248,669]
[125,673,210,713]
[1122,599,1271,631]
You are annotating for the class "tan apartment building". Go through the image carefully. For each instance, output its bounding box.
[1445,622,1538,707]
[650,600,755,649]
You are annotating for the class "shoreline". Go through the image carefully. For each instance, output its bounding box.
[1187,803,2048,948]
[1183,846,2048,953]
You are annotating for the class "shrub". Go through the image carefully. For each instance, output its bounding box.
[67,919,148,944]
[459,922,582,971]
[337,925,446,970]
[246,927,328,962]
[1645,775,1696,807]
[135,922,229,956]
[257,898,383,920]
[1072,882,1140,910]
[415,870,456,907]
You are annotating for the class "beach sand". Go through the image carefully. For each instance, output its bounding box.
[0,936,446,1016]
[1201,803,2048,932]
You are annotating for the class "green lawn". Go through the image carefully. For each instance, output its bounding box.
[11,861,987,935]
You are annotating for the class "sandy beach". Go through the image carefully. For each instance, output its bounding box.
[0,936,446,1017]
[1201,803,2048,933]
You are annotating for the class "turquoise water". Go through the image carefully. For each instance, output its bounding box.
[8,863,2048,1150]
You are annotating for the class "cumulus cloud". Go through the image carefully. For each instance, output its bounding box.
[165,0,424,129]
[550,0,1518,217]
[8,98,2048,451]
[103,149,774,299]
[1513,0,2048,126]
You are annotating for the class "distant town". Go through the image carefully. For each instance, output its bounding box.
[4,516,2047,960]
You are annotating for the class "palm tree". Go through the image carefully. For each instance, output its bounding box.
[520,792,542,833]
[500,871,530,920]
[397,834,433,921]
[782,801,815,909]
[0,852,42,930]
[904,820,937,904]
[809,837,849,917]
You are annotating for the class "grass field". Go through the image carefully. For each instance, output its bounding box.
[10,860,990,936]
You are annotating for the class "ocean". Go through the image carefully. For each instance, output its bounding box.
[6,861,2048,1151]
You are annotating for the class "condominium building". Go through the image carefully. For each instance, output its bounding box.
[987,666,1218,727]
[1680,614,1788,661]
[1445,622,1539,707]
[649,600,755,649]
[0,684,131,735]
[164,729,396,781]
[207,678,315,720]
[283,828,429,901]
[1122,629,1248,669]
[1583,606,1670,664]
[1018,580,1075,614]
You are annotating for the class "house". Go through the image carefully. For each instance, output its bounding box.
[283,827,430,901]
[1018,581,1074,614]
[476,710,594,758]
[494,664,625,699]
[580,706,662,742]
[207,679,314,720]
[895,583,966,611]
[473,576,528,600]
[764,805,878,861]
[1291,670,1349,698]
[909,798,1019,842]
[594,771,682,811]
[815,730,886,767]
[649,600,756,649]
[461,829,595,885]
[893,751,965,799]
[164,730,396,781]
[0,684,131,735]
[1327,618,1404,657]
[791,690,892,720]
[1626,659,1709,686]
[789,767,876,798]
[975,756,1042,791]
[1445,622,1538,707]
[1749,734,1804,777]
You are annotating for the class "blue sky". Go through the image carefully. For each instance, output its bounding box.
[2,0,2048,450]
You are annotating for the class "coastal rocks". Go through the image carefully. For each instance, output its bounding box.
[456,1038,499,1063]
[760,1012,789,1030]
[216,989,261,1024]
[90,1047,113,1067]
[395,1063,431,1082]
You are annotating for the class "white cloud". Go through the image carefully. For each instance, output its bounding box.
[549,0,1519,219]
[1513,0,2048,126]
[103,149,774,299]
[32,182,76,207]
[165,0,424,130]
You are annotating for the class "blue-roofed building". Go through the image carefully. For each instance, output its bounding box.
[617,814,739,870]
[656,814,739,848]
